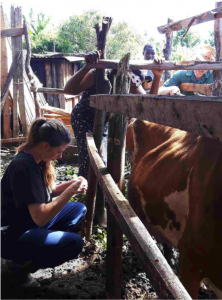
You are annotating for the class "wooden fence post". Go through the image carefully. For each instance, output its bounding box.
[82,17,112,239]
[23,19,40,118]
[106,53,131,299]
[57,62,66,109]
[212,1,222,96]
[11,5,27,137]
[45,62,54,106]
[1,5,12,138]
[163,18,173,81]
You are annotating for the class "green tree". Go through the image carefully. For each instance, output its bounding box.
[107,22,144,59]
[56,10,145,58]
[173,28,201,48]
[56,10,102,53]
[204,31,215,47]
[24,9,56,53]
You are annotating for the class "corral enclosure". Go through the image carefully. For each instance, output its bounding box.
[1,2,222,300]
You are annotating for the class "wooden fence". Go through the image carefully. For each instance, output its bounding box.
[82,3,222,299]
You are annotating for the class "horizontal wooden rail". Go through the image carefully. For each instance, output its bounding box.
[1,137,26,144]
[158,6,222,34]
[1,27,24,38]
[31,87,70,95]
[40,105,71,117]
[87,59,222,71]
[180,83,212,95]
[90,94,222,142]
[86,133,191,299]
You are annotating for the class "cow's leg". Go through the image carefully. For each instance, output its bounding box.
[178,247,201,299]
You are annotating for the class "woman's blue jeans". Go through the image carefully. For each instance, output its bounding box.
[1,202,87,270]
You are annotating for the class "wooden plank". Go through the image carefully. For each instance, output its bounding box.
[1,52,20,112]
[1,137,26,144]
[1,27,24,38]
[90,94,222,142]
[31,87,70,95]
[1,6,8,90]
[11,6,19,137]
[57,62,65,109]
[86,59,222,71]
[45,62,54,106]
[1,5,11,139]
[51,62,60,107]
[42,113,70,119]
[180,83,212,95]
[86,133,191,300]
[157,6,222,34]
[11,6,27,137]
[40,105,71,117]
[3,97,12,139]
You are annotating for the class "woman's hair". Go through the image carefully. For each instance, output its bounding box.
[17,118,71,190]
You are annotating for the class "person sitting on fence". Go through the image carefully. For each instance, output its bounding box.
[64,50,163,180]
[158,44,215,96]
[1,118,88,288]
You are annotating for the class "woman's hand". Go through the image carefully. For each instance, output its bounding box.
[85,50,101,65]
[67,176,88,195]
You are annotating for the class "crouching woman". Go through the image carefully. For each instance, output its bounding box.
[1,118,87,285]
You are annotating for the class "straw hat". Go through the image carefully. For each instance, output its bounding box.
[196,44,216,62]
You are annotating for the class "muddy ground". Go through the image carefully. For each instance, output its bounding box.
[1,147,217,299]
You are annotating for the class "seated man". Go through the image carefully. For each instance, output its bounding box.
[158,44,215,96]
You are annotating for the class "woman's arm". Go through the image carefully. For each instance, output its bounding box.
[150,58,164,94]
[64,51,100,95]
[28,177,88,227]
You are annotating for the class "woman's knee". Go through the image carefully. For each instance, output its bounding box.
[66,202,87,217]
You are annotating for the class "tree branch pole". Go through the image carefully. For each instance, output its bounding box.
[82,17,112,240]
[1,52,20,113]
[106,53,130,299]
[23,19,40,118]
[163,18,173,81]
[157,6,222,34]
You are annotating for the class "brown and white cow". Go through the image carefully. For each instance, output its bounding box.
[126,119,222,299]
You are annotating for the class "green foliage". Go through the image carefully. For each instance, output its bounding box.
[66,167,77,176]
[173,28,201,48]
[56,10,101,53]
[204,31,215,47]
[107,22,144,59]
[92,225,107,248]
[27,8,51,36]
[23,9,56,53]
[55,10,144,58]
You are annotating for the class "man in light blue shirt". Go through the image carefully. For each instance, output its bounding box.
[158,45,215,96]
